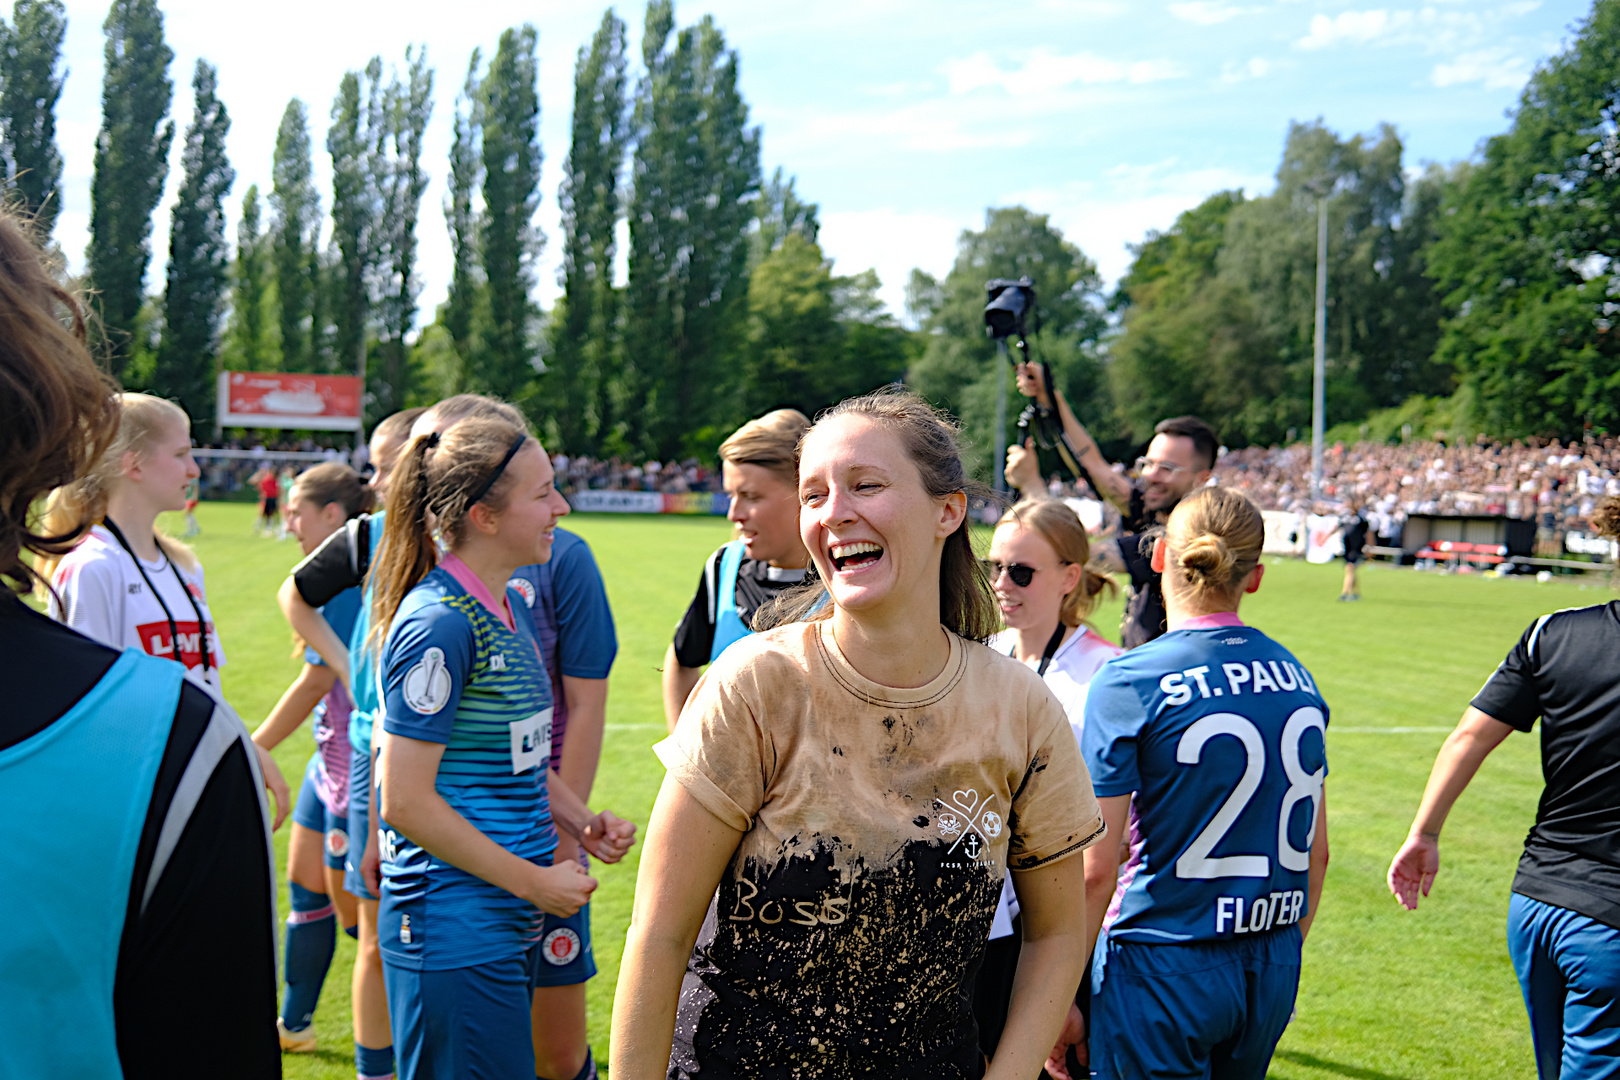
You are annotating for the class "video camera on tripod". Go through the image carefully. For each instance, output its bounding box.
[984,277,1085,485]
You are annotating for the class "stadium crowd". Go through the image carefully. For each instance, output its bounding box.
[551,454,718,496]
[1215,436,1620,539]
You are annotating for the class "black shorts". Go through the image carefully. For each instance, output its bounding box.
[261,496,278,516]
[1344,549,1364,565]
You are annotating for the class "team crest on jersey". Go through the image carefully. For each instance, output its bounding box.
[542,927,582,966]
[507,576,537,608]
[403,647,453,714]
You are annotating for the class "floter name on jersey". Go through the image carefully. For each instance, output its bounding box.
[1215,889,1307,935]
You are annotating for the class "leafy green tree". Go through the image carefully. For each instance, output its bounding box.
[270,99,319,371]
[622,0,761,458]
[907,206,1107,477]
[371,46,433,417]
[475,24,542,402]
[153,60,232,433]
[87,0,173,380]
[751,166,818,263]
[0,0,66,238]
[221,183,273,370]
[443,49,483,384]
[1429,0,1620,437]
[548,8,629,453]
[327,61,381,387]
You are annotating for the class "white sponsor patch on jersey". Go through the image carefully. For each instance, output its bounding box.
[542,927,582,966]
[402,647,454,714]
[507,576,537,608]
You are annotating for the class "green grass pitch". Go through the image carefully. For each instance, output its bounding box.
[169,501,1599,1079]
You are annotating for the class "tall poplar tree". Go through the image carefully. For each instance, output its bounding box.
[444,49,482,379]
[475,24,541,401]
[154,60,232,432]
[372,46,433,415]
[88,0,173,379]
[623,1,760,458]
[327,61,381,384]
[270,99,319,370]
[0,0,66,238]
[549,8,628,453]
[223,183,271,370]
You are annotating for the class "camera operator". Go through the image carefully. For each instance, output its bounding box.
[1004,362,1216,647]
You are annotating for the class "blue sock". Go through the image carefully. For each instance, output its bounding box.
[356,1041,395,1079]
[280,882,336,1032]
[538,1050,597,1080]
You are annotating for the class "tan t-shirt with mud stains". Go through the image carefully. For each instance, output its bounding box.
[654,619,1106,1079]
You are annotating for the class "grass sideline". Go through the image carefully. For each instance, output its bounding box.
[168,501,1592,1079]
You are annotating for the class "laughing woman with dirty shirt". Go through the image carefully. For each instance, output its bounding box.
[611,388,1107,1080]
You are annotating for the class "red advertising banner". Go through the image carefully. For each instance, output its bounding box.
[217,371,364,431]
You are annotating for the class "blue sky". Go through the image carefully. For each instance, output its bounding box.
[49,0,1593,328]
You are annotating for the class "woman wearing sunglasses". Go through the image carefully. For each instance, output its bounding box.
[977,498,1120,1061]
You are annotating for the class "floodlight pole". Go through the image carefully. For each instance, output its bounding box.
[1311,194,1328,503]
[994,338,1008,497]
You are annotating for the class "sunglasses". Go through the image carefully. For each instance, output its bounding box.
[984,560,1039,587]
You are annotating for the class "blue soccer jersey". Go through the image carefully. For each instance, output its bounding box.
[506,528,617,774]
[1083,620,1329,944]
[377,563,558,971]
[348,510,388,755]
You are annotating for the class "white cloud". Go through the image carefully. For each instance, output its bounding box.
[1220,57,1275,83]
[942,49,1185,97]
[1170,2,1255,26]
[817,208,966,321]
[1296,9,1414,50]
[1432,48,1532,89]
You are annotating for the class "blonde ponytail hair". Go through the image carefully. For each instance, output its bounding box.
[1164,487,1263,604]
[36,393,196,586]
[998,498,1116,627]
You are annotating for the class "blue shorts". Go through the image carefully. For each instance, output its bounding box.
[344,743,376,901]
[1507,892,1620,1080]
[384,947,536,1080]
[1089,926,1302,1080]
[292,755,349,871]
[528,903,597,988]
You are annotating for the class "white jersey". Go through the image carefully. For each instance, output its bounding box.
[49,523,225,689]
[985,624,1122,939]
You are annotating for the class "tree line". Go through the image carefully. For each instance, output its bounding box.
[1,0,1617,464]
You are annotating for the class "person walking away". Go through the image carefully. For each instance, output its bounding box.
[252,463,376,1052]
[662,409,811,730]
[1003,361,1217,647]
[1387,496,1620,1080]
[1049,487,1331,1079]
[0,206,280,1078]
[370,418,635,1078]
[508,530,618,1080]
[613,389,1107,1080]
[254,464,280,536]
[1339,500,1370,601]
[976,498,1120,1060]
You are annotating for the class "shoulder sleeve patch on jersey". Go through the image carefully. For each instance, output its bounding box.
[402,647,454,715]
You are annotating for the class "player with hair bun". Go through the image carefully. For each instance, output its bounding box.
[1053,486,1331,1080]
[1388,497,1620,1080]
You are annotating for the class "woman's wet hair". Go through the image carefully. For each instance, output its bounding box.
[1161,486,1264,604]
[719,408,811,489]
[757,386,1000,643]
[292,462,375,520]
[367,417,531,655]
[997,498,1116,627]
[0,211,119,594]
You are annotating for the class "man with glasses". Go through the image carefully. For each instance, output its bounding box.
[1005,361,1217,647]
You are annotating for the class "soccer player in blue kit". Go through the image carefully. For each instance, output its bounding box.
[1048,487,1331,1080]
[369,416,635,1078]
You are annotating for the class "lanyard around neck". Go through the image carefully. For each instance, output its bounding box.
[1009,620,1069,678]
[102,517,212,676]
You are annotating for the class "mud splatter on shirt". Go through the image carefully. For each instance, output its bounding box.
[655,621,1106,1078]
